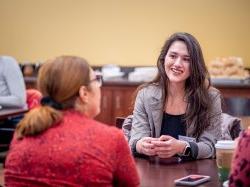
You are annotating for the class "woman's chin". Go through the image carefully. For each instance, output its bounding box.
[168,78,186,84]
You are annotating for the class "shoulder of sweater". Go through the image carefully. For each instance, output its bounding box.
[0,56,19,72]
[0,56,18,64]
[64,110,123,135]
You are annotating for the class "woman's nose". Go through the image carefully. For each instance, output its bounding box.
[173,57,182,66]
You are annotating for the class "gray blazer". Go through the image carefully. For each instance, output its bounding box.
[129,83,222,159]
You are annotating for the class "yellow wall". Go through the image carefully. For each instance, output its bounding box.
[0,0,250,67]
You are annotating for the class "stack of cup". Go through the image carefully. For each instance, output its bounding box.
[215,140,236,182]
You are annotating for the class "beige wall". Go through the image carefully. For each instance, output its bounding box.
[0,0,250,67]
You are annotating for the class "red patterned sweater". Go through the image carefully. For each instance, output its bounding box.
[229,128,250,187]
[4,110,139,187]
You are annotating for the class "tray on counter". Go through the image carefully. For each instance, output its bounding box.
[211,78,250,85]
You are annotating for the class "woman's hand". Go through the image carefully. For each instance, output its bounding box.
[136,137,158,156]
[151,135,187,158]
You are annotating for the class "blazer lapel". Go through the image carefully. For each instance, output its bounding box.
[149,85,165,137]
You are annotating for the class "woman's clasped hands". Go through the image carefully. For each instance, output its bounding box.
[136,135,187,158]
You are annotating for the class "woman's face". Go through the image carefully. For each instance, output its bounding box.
[164,41,191,85]
[83,69,102,118]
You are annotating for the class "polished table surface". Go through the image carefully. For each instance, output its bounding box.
[135,157,221,187]
[0,107,28,120]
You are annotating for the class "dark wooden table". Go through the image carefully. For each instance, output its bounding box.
[0,107,28,121]
[135,157,221,187]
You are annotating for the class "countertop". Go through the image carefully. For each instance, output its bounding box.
[24,77,250,88]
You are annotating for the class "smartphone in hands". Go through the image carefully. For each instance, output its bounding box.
[174,174,210,186]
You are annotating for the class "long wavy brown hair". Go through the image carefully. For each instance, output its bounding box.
[136,32,212,138]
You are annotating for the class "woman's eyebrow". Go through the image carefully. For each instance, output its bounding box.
[168,51,190,57]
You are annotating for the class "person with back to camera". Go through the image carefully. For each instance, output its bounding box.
[0,56,26,108]
[0,56,27,150]
[4,56,139,187]
[229,127,250,187]
[129,32,222,160]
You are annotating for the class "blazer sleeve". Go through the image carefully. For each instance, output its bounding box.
[129,88,151,153]
[196,89,222,159]
[113,131,140,187]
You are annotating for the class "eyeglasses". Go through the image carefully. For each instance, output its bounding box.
[89,74,103,86]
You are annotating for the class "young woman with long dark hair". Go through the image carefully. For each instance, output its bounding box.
[129,32,222,160]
